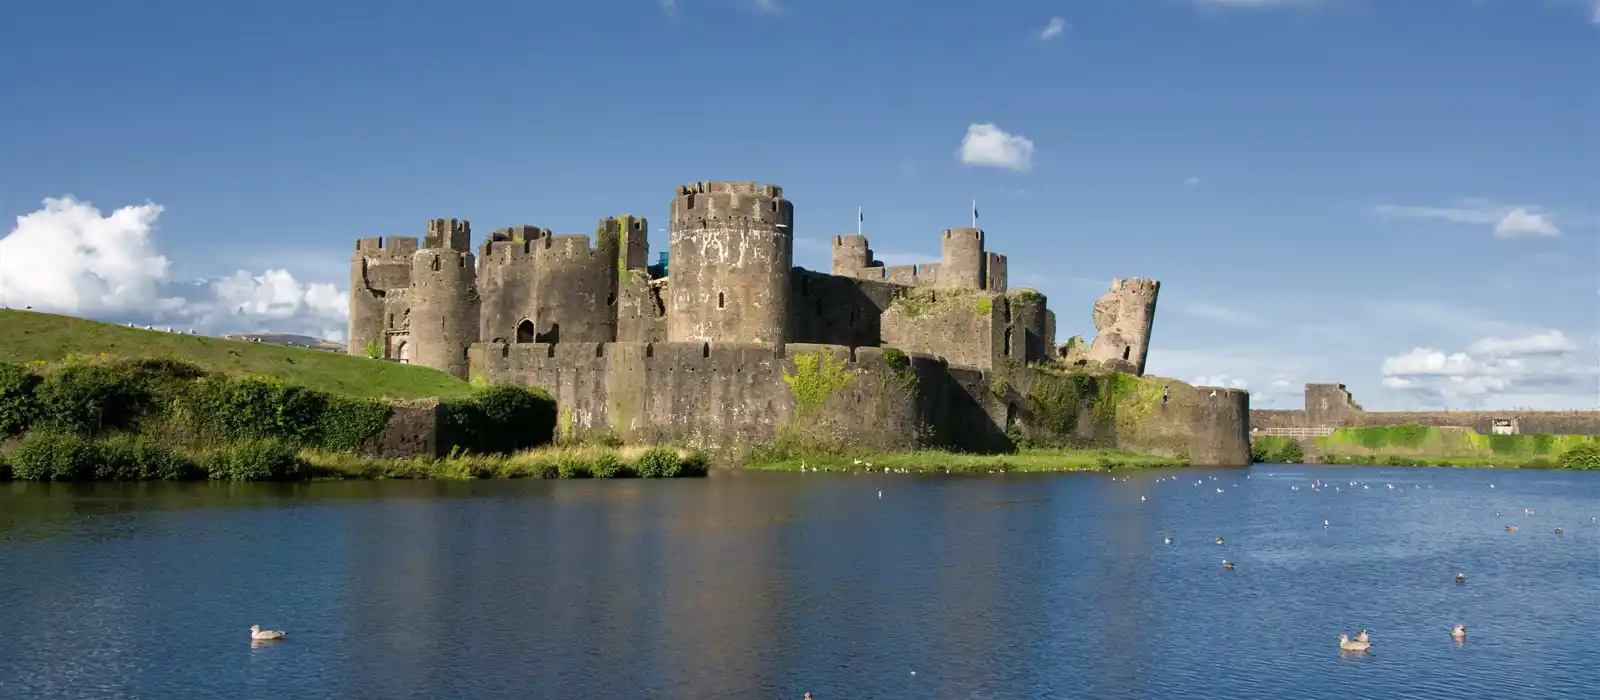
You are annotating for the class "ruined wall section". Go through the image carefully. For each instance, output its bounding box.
[787,269,899,347]
[477,226,549,344]
[409,221,478,378]
[348,236,418,356]
[1005,288,1051,364]
[881,287,1003,371]
[1084,278,1160,376]
[985,253,1008,293]
[939,227,985,290]
[533,234,618,344]
[468,341,950,457]
[617,273,667,343]
[1250,383,1600,435]
[668,182,793,344]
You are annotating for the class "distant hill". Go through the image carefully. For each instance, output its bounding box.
[0,310,474,400]
[222,332,345,352]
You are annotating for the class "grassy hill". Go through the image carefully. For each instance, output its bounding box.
[0,310,474,400]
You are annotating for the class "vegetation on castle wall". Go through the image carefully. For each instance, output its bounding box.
[1250,436,1305,463]
[1021,370,1170,451]
[1310,424,1600,468]
[880,348,918,392]
[443,385,558,455]
[974,296,993,316]
[783,351,854,414]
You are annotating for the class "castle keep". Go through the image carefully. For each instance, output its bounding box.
[350,181,1253,466]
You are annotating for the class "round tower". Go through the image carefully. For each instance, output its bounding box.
[409,219,479,378]
[939,227,986,289]
[667,181,793,344]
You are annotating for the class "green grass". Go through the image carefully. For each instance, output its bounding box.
[746,448,1187,473]
[302,444,708,479]
[1313,453,1560,469]
[1313,424,1599,468]
[0,310,473,400]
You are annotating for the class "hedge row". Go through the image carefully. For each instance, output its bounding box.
[3,431,304,482]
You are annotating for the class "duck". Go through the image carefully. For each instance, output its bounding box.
[1450,624,1466,640]
[1221,559,1234,570]
[1456,571,1465,584]
[1338,634,1370,652]
[1215,536,1225,545]
[1505,524,1518,532]
[1555,526,1564,536]
[1355,629,1370,644]
[1163,535,1172,545]
[250,625,286,641]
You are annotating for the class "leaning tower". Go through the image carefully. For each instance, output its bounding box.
[1084,278,1160,376]
[666,182,794,345]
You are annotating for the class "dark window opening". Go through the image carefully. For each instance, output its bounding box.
[516,320,536,343]
[717,292,725,309]
[1004,328,1013,357]
[849,306,860,327]
[431,257,441,272]
[1122,346,1131,361]
[607,292,616,306]
[702,342,711,358]
[535,323,560,344]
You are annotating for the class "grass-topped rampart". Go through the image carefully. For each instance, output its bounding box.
[1309,424,1600,469]
[0,310,473,400]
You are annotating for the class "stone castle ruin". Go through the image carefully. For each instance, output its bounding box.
[350,181,1252,465]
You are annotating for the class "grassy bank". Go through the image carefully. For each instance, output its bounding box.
[747,448,1188,473]
[0,310,473,400]
[1310,425,1600,469]
[0,434,708,482]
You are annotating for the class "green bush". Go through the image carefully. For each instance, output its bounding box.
[590,453,623,478]
[678,452,710,477]
[9,431,100,481]
[1558,442,1600,470]
[34,363,154,435]
[443,385,557,455]
[633,447,679,478]
[0,362,41,435]
[207,439,305,481]
[556,454,592,478]
[1251,436,1304,463]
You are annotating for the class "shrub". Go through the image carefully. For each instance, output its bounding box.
[556,454,592,479]
[443,385,557,455]
[1558,442,1600,470]
[678,452,710,477]
[590,453,623,479]
[9,431,99,481]
[34,363,153,435]
[1251,436,1304,463]
[0,362,41,435]
[633,447,680,478]
[207,439,305,481]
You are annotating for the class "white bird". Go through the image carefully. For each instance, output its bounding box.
[250,625,286,641]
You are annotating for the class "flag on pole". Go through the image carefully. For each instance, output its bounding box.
[857,206,863,235]
[972,199,979,227]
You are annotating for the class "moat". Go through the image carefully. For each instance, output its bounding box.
[2,466,1596,700]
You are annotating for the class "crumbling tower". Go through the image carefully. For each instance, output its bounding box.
[409,219,479,378]
[667,181,794,344]
[477,225,548,344]
[939,227,986,290]
[1084,278,1160,376]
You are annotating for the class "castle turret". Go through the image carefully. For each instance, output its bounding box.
[667,181,793,344]
[409,219,478,378]
[1084,278,1160,375]
[831,234,873,276]
[348,236,419,357]
[530,230,619,344]
[939,227,986,290]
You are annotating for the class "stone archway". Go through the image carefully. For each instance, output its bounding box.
[396,341,411,364]
[516,319,536,343]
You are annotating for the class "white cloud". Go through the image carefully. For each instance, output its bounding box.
[1038,17,1067,41]
[1372,198,1564,239]
[1193,374,1250,390]
[1183,176,1202,188]
[1380,329,1597,408]
[1146,345,1329,409]
[0,196,348,341]
[958,123,1035,172]
[1493,208,1560,238]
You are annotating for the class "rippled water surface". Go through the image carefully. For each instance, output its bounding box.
[2,465,1597,699]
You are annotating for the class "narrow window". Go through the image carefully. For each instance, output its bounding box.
[1004,328,1013,357]
[717,292,725,309]
[431,257,441,272]
[516,319,535,343]
[1123,346,1131,361]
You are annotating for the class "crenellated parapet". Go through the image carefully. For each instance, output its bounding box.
[425,218,471,252]
[668,181,794,344]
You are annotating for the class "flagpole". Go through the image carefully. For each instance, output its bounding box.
[972,199,977,228]
[857,206,862,236]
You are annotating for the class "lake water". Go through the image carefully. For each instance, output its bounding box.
[1,465,1596,699]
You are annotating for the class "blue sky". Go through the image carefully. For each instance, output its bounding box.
[1,0,1595,410]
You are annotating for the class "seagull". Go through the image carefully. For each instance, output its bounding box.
[250,625,286,641]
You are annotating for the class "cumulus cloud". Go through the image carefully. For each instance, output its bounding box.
[1193,374,1250,390]
[1038,17,1067,41]
[1372,198,1564,239]
[958,123,1035,172]
[0,196,348,341]
[1380,329,1597,408]
[1184,176,1202,188]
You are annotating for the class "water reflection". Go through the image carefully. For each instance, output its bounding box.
[2,467,1597,699]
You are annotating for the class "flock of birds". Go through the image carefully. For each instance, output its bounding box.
[1126,471,1589,655]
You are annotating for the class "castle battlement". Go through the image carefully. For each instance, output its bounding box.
[480,239,539,262]
[1110,278,1160,298]
[475,340,948,372]
[355,236,420,257]
[670,181,793,231]
[538,233,612,258]
[425,218,471,252]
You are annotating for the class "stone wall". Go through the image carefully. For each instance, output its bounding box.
[1011,371,1252,467]
[468,341,949,458]
[533,234,618,344]
[788,269,901,347]
[477,227,546,344]
[880,287,1004,371]
[1248,383,1600,436]
[362,399,444,459]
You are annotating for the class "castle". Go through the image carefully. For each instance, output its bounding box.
[349,181,1252,465]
